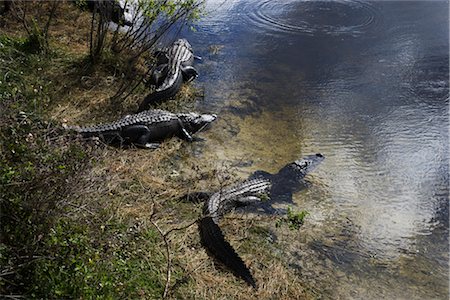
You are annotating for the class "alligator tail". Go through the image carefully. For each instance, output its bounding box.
[179,192,212,204]
[63,123,120,136]
[199,216,257,288]
[138,69,183,112]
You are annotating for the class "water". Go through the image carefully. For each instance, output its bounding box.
[181,0,449,298]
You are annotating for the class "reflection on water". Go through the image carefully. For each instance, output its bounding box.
[184,0,449,298]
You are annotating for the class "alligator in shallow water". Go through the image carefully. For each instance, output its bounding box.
[64,109,216,149]
[139,39,200,111]
[183,153,325,288]
[251,153,325,204]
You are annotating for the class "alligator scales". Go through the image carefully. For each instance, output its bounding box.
[64,109,216,148]
[139,39,199,111]
[190,154,325,288]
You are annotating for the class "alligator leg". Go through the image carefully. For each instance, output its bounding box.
[235,196,262,206]
[176,120,193,142]
[236,201,278,216]
[151,63,169,86]
[181,66,198,82]
[154,50,170,65]
[235,196,277,214]
[121,125,159,149]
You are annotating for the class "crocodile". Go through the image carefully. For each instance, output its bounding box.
[182,153,325,288]
[64,109,216,149]
[139,39,200,111]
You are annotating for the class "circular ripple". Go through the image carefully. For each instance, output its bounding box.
[247,0,381,37]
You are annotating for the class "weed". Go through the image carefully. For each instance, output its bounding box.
[276,206,310,230]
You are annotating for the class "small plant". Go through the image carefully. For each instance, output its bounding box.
[10,0,60,54]
[276,206,309,230]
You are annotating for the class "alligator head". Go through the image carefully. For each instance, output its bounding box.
[290,153,325,176]
[252,153,325,203]
[177,113,217,134]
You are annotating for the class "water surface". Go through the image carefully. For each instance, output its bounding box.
[183,1,449,298]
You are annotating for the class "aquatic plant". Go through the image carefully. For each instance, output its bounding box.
[276,206,309,230]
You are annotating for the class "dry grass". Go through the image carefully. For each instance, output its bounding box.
[65,136,313,298]
[0,1,90,52]
[171,215,312,299]
[1,3,314,298]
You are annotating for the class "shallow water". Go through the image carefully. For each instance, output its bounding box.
[182,0,448,298]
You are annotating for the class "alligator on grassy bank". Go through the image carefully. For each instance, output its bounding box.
[182,153,325,288]
[200,178,272,288]
[63,109,216,149]
[138,39,200,111]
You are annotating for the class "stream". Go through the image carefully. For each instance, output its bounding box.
[178,0,448,298]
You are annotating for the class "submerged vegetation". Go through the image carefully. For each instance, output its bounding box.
[276,207,309,230]
[1,1,313,298]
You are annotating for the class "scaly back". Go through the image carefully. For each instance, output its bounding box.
[65,110,178,134]
[207,178,271,222]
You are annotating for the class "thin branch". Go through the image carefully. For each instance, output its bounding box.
[163,218,199,237]
[89,6,95,58]
[0,295,25,299]
[149,218,172,299]
[11,0,31,35]
[43,0,59,38]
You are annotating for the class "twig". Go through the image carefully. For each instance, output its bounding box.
[0,295,25,299]
[43,0,59,42]
[164,218,199,237]
[11,0,31,35]
[3,181,31,186]
[149,218,171,299]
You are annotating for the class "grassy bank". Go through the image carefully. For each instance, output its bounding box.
[1,2,313,299]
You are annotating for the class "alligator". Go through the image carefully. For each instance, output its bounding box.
[64,109,216,149]
[138,39,200,111]
[251,153,325,203]
[182,153,325,288]
[200,178,272,288]
[83,0,132,26]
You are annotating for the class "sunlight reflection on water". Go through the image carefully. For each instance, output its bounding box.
[183,0,449,298]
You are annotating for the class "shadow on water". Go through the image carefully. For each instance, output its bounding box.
[183,0,449,298]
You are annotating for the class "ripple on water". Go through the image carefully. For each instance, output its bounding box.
[411,55,450,104]
[245,0,382,37]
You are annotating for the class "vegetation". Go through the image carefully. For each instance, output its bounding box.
[276,206,310,230]
[1,1,314,299]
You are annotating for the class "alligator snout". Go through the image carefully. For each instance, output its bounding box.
[208,114,217,122]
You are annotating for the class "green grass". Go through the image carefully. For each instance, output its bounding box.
[30,220,169,298]
[276,206,310,230]
[0,34,173,298]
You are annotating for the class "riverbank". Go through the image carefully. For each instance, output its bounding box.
[1,2,314,299]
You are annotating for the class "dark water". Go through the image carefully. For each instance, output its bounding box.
[181,0,449,298]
